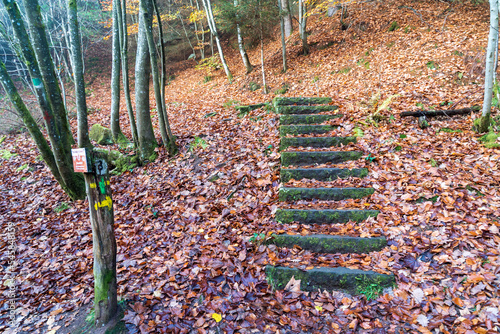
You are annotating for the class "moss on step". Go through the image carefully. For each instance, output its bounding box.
[265,266,396,294]
[280,114,341,125]
[280,168,368,183]
[276,105,339,114]
[266,234,387,254]
[280,125,336,136]
[281,151,362,166]
[279,187,375,201]
[280,136,356,150]
[273,97,332,107]
[275,209,378,224]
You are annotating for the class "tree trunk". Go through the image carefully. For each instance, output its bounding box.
[67,0,91,148]
[68,0,118,325]
[0,60,65,190]
[202,0,233,82]
[298,0,309,55]
[279,0,287,72]
[135,0,158,161]
[478,0,499,133]
[10,0,85,200]
[259,9,268,94]
[191,0,205,59]
[234,0,253,73]
[281,0,292,37]
[84,159,117,326]
[121,0,139,148]
[110,0,123,141]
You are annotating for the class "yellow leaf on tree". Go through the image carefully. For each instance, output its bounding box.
[212,313,222,322]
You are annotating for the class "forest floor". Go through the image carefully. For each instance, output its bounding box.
[1,0,500,333]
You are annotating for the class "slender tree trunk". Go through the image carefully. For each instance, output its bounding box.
[135,0,158,161]
[140,0,170,147]
[152,0,177,155]
[7,0,85,200]
[259,8,268,94]
[67,0,91,148]
[0,61,65,189]
[202,0,233,82]
[68,0,118,325]
[477,0,499,133]
[298,0,309,55]
[120,0,139,148]
[234,0,253,73]
[191,0,205,59]
[110,0,123,141]
[281,0,292,37]
[279,0,287,72]
[84,161,117,327]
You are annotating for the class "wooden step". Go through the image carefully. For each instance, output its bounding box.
[273,97,332,107]
[280,167,368,183]
[281,151,362,166]
[267,234,387,254]
[275,209,379,224]
[265,266,396,294]
[279,187,375,202]
[280,114,341,125]
[280,136,356,150]
[276,105,339,114]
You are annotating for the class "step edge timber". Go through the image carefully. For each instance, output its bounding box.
[280,151,363,167]
[276,105,339,114]
[275,209,379,224]
[280,167,368,182]
[278,187,375,201]
[279,114,342,125]
[265,265,396,294]
[279,124,337,136]
[279,136,356,150]
[273,97,333,107]
[266,234,387,254]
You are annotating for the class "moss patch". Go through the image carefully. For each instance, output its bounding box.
[281,151,363,166]
[478,131,500,148]
[280,136,356,150]
[276,105,339,114]
[279,187,375,202]
[272,97,332,107]
[279,114,341,125]
[90,124,114,145]
[280,167,368,183]
[280,125,336,136]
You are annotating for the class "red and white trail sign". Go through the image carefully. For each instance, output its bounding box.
[71,148,91,173]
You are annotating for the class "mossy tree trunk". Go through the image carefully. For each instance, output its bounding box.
[68,1,118,326]
[298,0,309,55]
[84,157,117,326]
[478,0,499,133]
[120,0,139,148]
[234,0,253,73]
[3,0,85,200]
[67,0,91,148]
[110,0,124,142]
[279,0,287,73]
[135,0,158,161]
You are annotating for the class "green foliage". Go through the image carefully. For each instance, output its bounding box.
[0,149,17,160]
[452,50,464,57]
[248,81,261,92]
[353,127,364,137]
[189,137,208,152]
[203,75,213,83]
[478,131,500,148]
[337,67,351,74]
[223,99,240,108]
[430,158,438,167]
[437,127,462,134]
[356,278,385,300]
[274,83,289,95]
[195,56,221,76]
[357,58,370,69]
[312,76,320,83]
[388,21,399,32]
[426,61,439,70]
[54,202,70,213]
[16,163,30,172]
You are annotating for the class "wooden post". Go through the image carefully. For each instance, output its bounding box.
[72,149,117,326]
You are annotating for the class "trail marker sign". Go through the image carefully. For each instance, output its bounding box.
[71,148,91,173]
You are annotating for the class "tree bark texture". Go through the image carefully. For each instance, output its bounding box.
[279,0,287,72]
[479,0,499,132]
[84,159,117,326]
[202,0,233,82]
[135,0,158,161]
[111,0,123,141]
[298,0,309,55]
[67,0,92,148]
[121,0,139,148]
[281,0,292,37]
[234,0,253,73]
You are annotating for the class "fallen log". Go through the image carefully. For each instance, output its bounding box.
[400,106,480,118]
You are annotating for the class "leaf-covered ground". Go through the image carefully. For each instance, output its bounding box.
[1,0,500,333]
